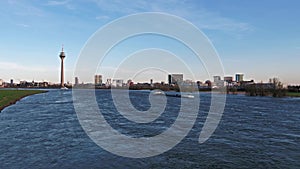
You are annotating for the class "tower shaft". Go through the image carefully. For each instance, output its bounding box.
[59,45,66,88]
[60,58,64,88]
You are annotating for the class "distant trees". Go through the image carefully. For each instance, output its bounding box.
[288,85,300,92]
[227,86,238,94]
[245,78,286,97]
[269,78,286,97]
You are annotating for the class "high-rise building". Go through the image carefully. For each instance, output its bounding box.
[94,75,102,85]
[59,45,66,88]
[236,74,244,82]
[213,76,221,83]
[213,76,224,87]
[168,74,183,85]
[75,77,79,86]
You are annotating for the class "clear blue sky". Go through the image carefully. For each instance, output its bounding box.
[0,0,299,84]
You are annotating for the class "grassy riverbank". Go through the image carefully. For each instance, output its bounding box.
[0,90,47,112]
[286,92,300,97]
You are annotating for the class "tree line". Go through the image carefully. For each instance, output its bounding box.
[245,78,286,97]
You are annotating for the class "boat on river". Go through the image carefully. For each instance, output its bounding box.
[153,91,194,99]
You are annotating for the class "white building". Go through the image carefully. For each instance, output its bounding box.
[112,79,123,87]
[213,76,225,88]
[106,79,112,87]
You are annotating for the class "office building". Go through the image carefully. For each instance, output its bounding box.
[112,79,123,87]
[75,77,79,86]
[168,74,183,85]
[236,74,244,82]
[94,75,102,85]
[213,76,224,87]
[213,76,221,83]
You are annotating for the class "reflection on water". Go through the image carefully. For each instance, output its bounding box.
[0,89,299,168]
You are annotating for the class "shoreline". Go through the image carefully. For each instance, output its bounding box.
[0,90,47,112]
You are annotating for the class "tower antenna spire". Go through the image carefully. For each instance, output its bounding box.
[62,44,64,52]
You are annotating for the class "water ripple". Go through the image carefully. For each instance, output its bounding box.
[0,90,299,168]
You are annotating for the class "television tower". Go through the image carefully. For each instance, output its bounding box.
[59,45,66,88]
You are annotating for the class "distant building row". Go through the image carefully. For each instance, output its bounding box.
[73,73,246,89]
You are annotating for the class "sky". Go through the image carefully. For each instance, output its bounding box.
[0,0,299,84]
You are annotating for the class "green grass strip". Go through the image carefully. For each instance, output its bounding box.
[286,92,300,97]
[0,90,47,112]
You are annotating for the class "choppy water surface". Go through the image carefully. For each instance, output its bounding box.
[0,89,299,168]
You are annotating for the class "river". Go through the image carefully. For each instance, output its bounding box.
[0,89,299,168]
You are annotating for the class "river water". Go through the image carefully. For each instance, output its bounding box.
[0,89,299,168]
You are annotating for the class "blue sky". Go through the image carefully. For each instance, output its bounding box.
[0,0,299,84]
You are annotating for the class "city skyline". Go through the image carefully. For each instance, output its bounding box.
[0,72,282,87]
[0,1,300,84]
